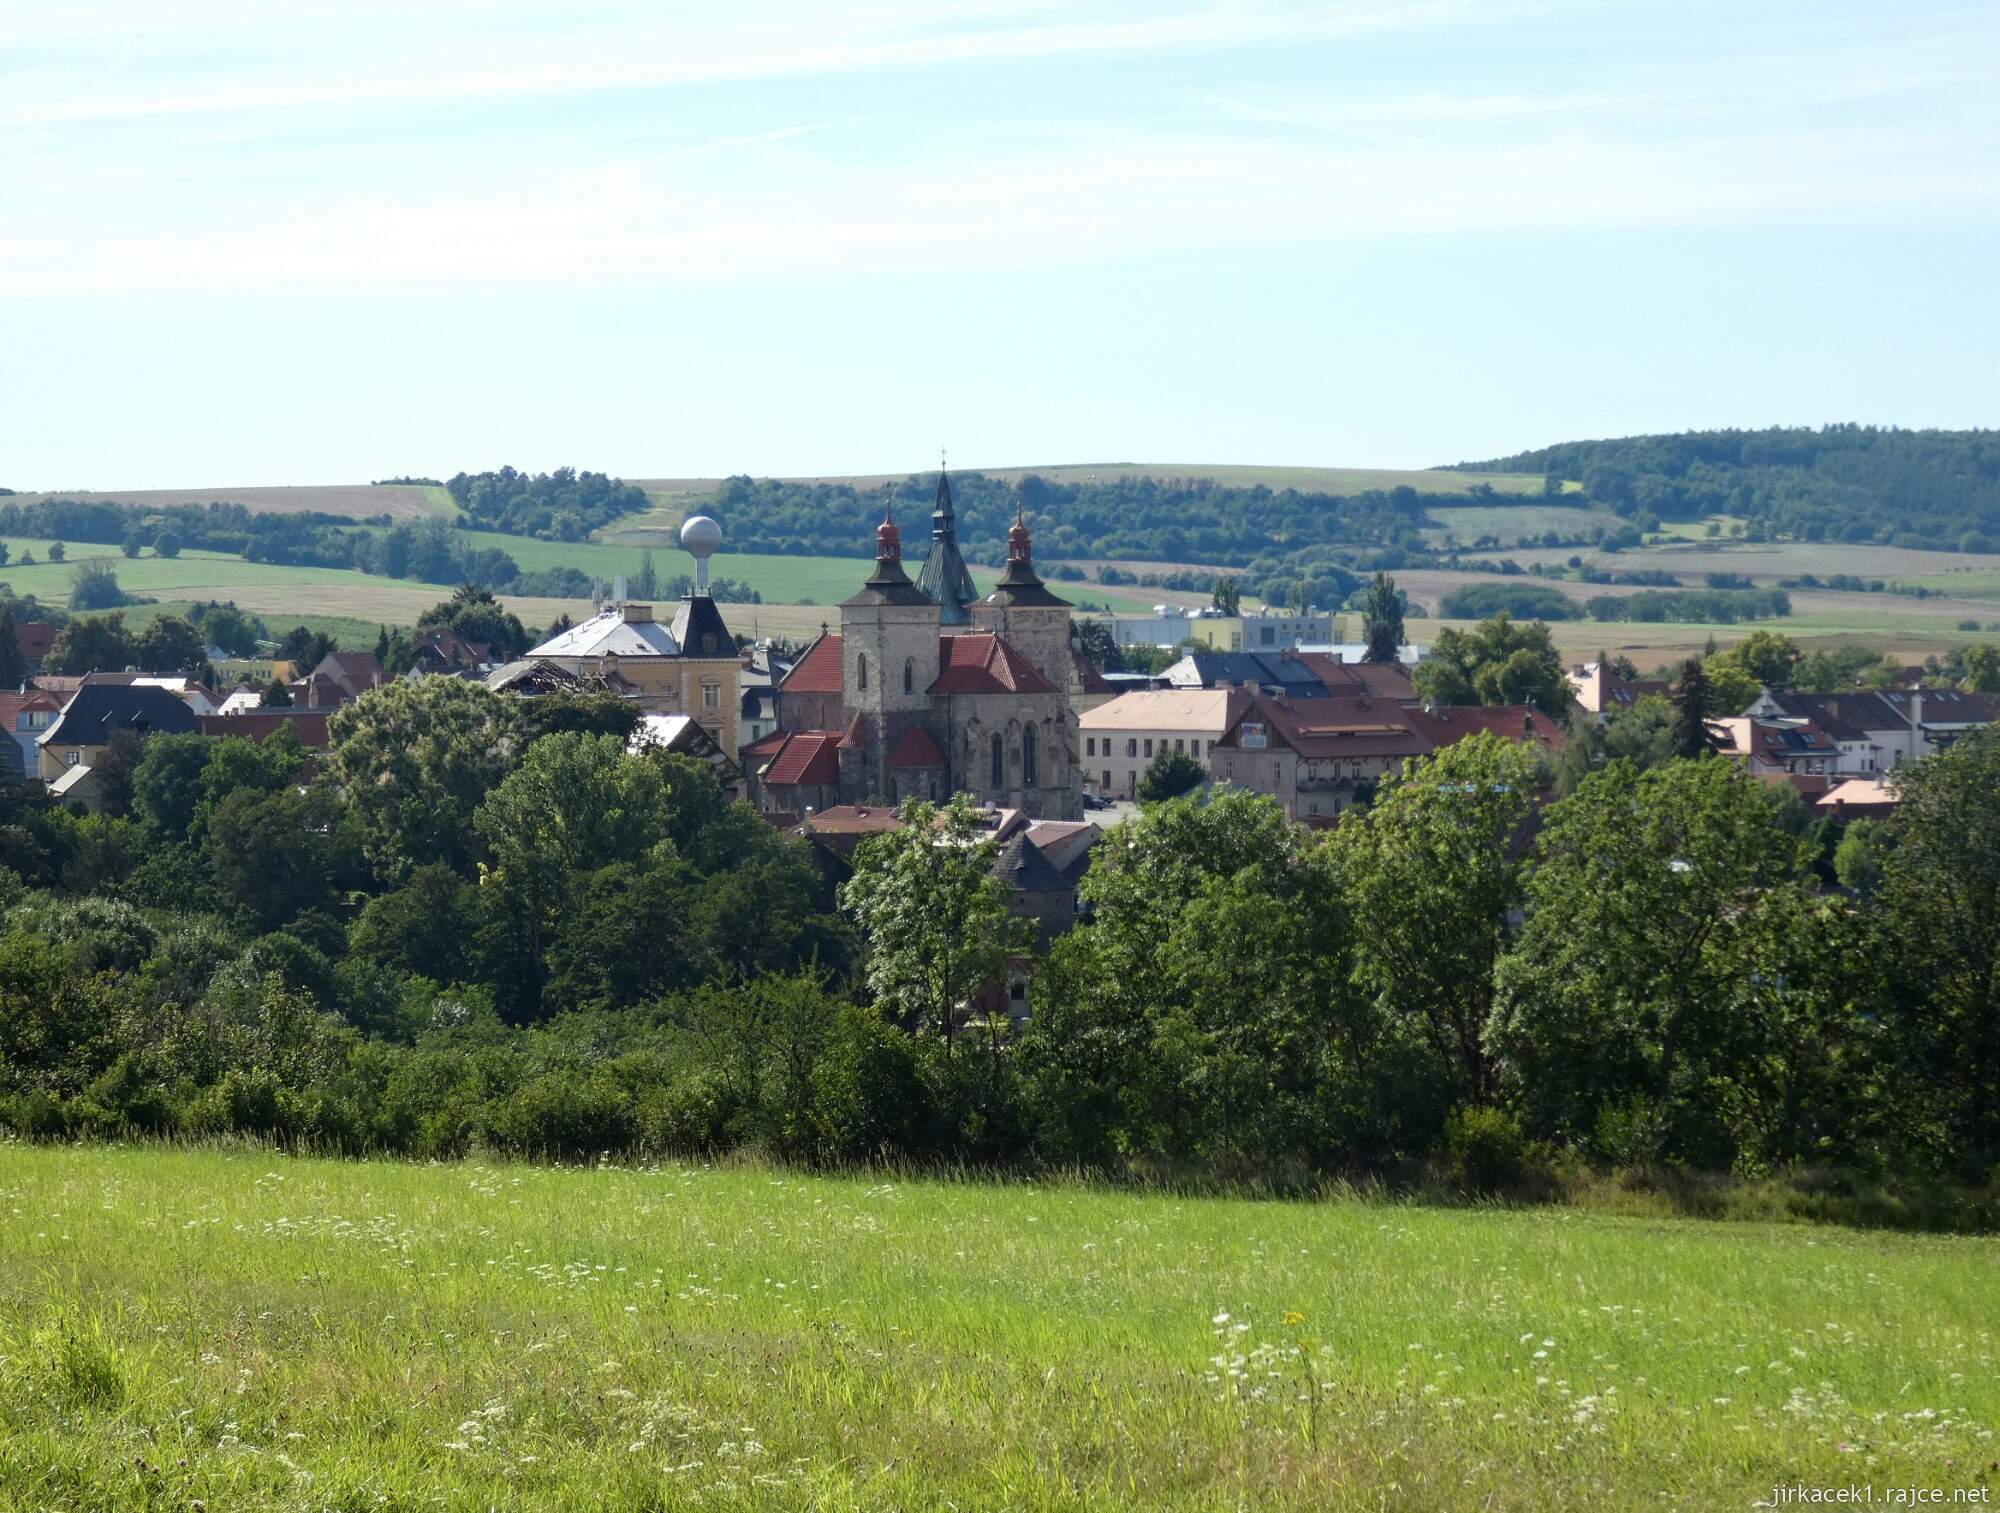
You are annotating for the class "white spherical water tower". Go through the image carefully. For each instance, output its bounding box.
[680,514,722,594]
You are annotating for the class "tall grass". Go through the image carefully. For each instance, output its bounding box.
[2,1143,1994,1509]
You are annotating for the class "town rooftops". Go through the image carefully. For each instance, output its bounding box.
[527,604,681,659]
[1817,776,1900,816]
[40,683,199,748]
[993,831,1072,893]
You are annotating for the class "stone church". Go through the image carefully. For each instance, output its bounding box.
[746,470,1082,821]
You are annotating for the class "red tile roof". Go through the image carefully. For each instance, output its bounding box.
[761,731,842,787]
[0,690,60,728]
[1404,704,1566,752]
[11,621,57,662]
[741,728,792,758]
[839,712,868,749]
[930,632,1057,695]
[197,711,332,747]
[1297,654,1415,700]
[802,804,906,835]
[779,633,845,694]
[887,725,946,767]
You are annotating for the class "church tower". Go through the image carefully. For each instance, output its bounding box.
[916,466,979,627]
[971,507,1073,695]
[839,497,942,798]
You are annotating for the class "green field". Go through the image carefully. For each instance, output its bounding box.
[2,1145,1993,1510]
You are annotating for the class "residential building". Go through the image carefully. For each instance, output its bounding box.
[756,470,1080,820]
[1817,777,1899,819]
[511,518,744,757]
[1568,661,1672,715]
[1077,687,1251,799]
[1209,695,1564,822]
[0,689,61,779]
[629,712,743,796]
[1210,694,1430,822]
[1708,714,1842,783]
[1744,687,1998,774]
[35,683,200,800]
[11,620,57,676]
[309,650,389,700]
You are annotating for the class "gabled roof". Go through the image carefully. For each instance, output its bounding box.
[930,632,1058,695]
[313,650,386,692]
[668,595,736,658]
[760,731,843,787]
[887,725,946,767]
[40,683,199,747]
[527,607,680,659]
[1297,654,1415,701]
[778,632,844,695]
[1025,819,1100,882]
[801,804,906,836]
[1218,695,1430,759]
[1818,777,1899,813]
[1405,704,1566,752]
[197,711,332,747]
[839,712,869,749]
[0,690,61,730]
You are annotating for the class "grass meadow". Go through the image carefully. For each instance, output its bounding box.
[1,1144,1995,1510]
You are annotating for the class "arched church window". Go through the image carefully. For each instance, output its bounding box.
[1022,723,1038,788]
[857,653,868,690]
[991,732,1004,789]
[903,658,914,694]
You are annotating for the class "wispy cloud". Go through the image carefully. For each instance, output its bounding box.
[2,0,1994,299]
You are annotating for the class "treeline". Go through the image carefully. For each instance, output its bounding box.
[3,664,1997,1211]
[1452,425,2000,552]
[709,473,1493,566]
[445,467,650,538]
[1438,582,1792,624]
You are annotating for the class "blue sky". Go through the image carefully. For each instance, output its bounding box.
[3,0,1996,488]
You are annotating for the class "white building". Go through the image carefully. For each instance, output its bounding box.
[1077,687,1253,799]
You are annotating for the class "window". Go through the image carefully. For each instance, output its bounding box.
[1174,738,1184,753]
[857,653,868,689]
[903,658,914,694]
[1126,738,1137,758]
[991,732,1005,788]
[1023,724,1038,788]
[66,750,80,766]
[1102,769,1111,789]
[701,681,720,710]
[1086,736,1096,757]
[1143,738,1153,757]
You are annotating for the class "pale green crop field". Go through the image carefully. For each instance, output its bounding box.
[1,1144,1994,1511]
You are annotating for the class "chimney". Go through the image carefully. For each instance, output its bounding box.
[621,603,654,623]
